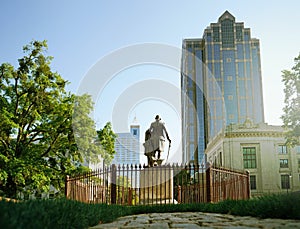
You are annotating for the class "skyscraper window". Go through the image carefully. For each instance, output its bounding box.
[236,25,243,41]
[221,19,234,48]
[213,26,220,42]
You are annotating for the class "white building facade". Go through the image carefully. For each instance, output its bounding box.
[205,119,300,196]
[111,118,141,165]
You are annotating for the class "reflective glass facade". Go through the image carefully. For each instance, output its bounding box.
[181,11,265,164]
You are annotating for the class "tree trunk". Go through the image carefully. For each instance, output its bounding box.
[3,175,18,199]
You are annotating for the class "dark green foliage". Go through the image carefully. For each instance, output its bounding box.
[0,198,118,229]
[1,193,300,229]
[230,192,300,219]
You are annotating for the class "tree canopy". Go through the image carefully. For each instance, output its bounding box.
[281,53,300,146]
[97,122,117,165]
[0,40,115,198]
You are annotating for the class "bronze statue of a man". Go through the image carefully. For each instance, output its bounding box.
[149,115,171,160]
[144,115,171,166]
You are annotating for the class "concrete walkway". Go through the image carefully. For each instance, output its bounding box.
[90,212,300,228]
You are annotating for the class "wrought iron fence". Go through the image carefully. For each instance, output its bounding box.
[65,163,250,205]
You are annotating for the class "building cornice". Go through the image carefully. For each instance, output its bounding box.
[225,131,284,138]
[206,121,287,152]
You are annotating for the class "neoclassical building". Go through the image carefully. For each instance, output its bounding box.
[205,119,300,196]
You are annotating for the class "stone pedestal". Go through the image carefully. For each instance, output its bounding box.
[140,167,174,204]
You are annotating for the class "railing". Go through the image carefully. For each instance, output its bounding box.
[65,163,250,205]
[206,166,250,202]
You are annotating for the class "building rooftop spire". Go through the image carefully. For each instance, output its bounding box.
[218,10,235,22]
[131,115,139,125]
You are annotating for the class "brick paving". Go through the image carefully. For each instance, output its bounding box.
[90,212,300,228]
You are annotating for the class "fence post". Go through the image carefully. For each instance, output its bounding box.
[111,164,117,204]
[128,187,132,206]
[177,185,181,204]
[206,165,212,203]
[65,175,69,199]
[246,170,250,199]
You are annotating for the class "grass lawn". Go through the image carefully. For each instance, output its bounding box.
[1,192,299,229]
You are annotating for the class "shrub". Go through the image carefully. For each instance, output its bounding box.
[0,192,299,229]
[230,192,300,219]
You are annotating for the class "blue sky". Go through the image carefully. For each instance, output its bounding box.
[1,0,300,163]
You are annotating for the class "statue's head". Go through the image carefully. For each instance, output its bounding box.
[155,115,161,120]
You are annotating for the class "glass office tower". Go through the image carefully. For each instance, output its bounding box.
[181,11,265,164]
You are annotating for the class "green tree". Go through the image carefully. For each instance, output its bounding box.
[116,175,138,205]
[97,122,117,165]
[0,41,103,198]
[281,53,300,146]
